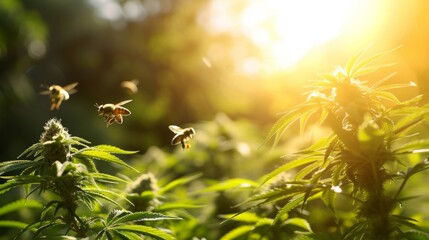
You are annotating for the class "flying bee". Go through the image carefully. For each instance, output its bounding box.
[120,79,139,94]
[40,82,78,110]
[95,100,132,127]
[169,125,196,150]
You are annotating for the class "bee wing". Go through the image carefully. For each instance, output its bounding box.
[62,82,79,91]
[121,81,139,94]
[169,125,184,133]
[130,79,139,85]
[171,134,182,145]
[66,89,77,95]
[115,99,133,106]
[40,90,50,95]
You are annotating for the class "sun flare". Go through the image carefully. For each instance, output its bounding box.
[201,0,370,73]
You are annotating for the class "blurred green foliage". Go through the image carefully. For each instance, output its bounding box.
[0,0,228,157]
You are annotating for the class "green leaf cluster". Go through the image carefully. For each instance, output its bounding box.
[234,47,429,239]
[0,119,180,239]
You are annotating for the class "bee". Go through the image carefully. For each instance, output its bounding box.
[169,125,196,150]
[40,82,78,110]
[95,100,132,127]
[120,79,139,94]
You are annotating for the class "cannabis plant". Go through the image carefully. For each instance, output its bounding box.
[229,47,429,240]
[0,118,180,239]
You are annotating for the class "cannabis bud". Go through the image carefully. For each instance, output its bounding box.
[127,173,160,211]
[40,118,71,166]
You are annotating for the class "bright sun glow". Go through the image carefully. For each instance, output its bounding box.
[240,0,353,70]
[201,0,368,73]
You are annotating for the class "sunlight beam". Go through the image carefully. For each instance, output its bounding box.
[201,0,369,74]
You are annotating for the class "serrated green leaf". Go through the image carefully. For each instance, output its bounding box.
[17,143,43,159]
[294,136,334,155]
[93,145,139,155]
[295,162,322,180]
[406,160,429,177]
[40,201,61,220]
[324,137,339,164]
[374,91,402,104]
[394,116,425,136]
[159,173,202,195]
[352,63,396,78]
[113,225,176,240]
[254,218,274,227]
[223,186,308,225]
[111,230,142,240]
[398,231,429,240]
[70,136,91,144]
[321,189,336,215]
[35,236,79,240]
[315,108,329,128]
[249,182,310,203]
[390,215,429,233]
[263,103,312,148]
[347,45,400,78]
[65,139,91,148]
[0,220,29,229]
[155,203,204,212]
[72,156,98,173]
[83,188,131,208]
[201,178,258,193]
[220,225,253,240]
[0,199,42,216]
[372,83,415,94]
[114,211,181,225]
[342,221,368,240]
[15,220,62,240]
[331,162,346,186]
[75,150,138,172]
[345,44,373,76]
[246,189,294,206]
[274,194,305,224]
[368,72,397,91]
[393,140,429,154]
[318,73,338,83]
[259,157,319,187]
[106,209,129,225]
[0,160,37,175]
[218,212,261,223]
[32,222,67,239]
[299,108,319,137]
[397,195,421,203]
[79,194,99,211]
[283,218,313,232]
[0,177,42,194]
[91,173,129,184]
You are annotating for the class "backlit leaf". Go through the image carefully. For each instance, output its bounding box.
[0,199,42,216]
[283,218,313,232]
[75,150,138,172]
[93,145,139,155]
[202,178,258,192]
[0,160,37,175]
[274,194,305,223]
[218,212,261,223]
[113,225,176,240]
[159,173,202,195]
[259,156,320,187]
[220,225,253,240]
